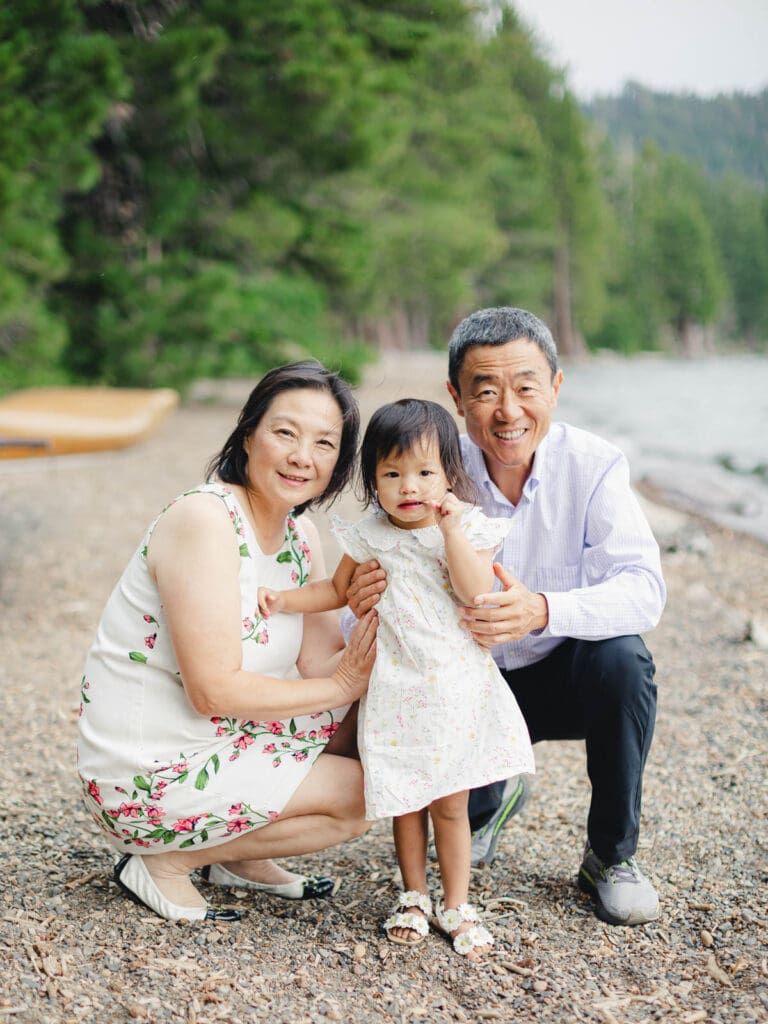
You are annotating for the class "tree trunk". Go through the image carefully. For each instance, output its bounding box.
[553,230,586,357]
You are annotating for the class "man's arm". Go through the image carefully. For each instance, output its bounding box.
[461,454,666,645]
[461,563,548,647]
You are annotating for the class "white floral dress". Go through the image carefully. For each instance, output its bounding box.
[77,483,349,854]
[331,507,535,820]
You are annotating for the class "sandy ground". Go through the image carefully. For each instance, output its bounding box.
[1,352,767,1024]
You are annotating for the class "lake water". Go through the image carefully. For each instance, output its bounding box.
[554,352,768,543]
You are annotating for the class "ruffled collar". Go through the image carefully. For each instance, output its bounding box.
[333,508,444,551]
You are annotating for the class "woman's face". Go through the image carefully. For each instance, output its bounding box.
[243,388,344,510]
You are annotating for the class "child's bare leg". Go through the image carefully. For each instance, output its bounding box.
[430,791,471,907]
[388,809,429,943]
[430,790,491,960]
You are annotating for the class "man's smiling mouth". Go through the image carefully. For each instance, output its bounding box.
[495,428,526,441]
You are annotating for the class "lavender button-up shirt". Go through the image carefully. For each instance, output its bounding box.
[461,422,666,671]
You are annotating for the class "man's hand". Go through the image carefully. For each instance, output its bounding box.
[459,563,548,647]
[346,559,387,617]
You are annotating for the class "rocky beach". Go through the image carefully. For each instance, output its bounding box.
[1,351,767,1024]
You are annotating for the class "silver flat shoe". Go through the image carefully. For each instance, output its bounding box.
[114,854,242,922]
[200,863,335,900]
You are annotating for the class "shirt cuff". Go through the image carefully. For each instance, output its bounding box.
[539,591,571,637]
[339,606,357,643]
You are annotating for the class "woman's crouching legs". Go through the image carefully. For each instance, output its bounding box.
[142,752,369,899]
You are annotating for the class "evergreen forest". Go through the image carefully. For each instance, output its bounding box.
[2,1,767,395]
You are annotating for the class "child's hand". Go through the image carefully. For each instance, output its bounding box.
[428,492,464,536]
[257,586,284,618]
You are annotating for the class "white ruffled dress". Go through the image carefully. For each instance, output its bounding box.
[332,507,534,820]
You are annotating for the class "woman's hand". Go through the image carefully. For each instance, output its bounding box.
[333,609,378,701]
[346,560,387,617]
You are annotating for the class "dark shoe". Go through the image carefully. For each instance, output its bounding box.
[578,845,660,925]
[200,863,334,900]
[470,775,530,867]
[114,854,242,922]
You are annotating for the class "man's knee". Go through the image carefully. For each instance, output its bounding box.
[573,636,657,710]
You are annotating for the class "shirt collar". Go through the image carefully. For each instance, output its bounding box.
[462,431,550,509]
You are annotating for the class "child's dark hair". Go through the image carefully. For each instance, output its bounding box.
[359,399,478,508]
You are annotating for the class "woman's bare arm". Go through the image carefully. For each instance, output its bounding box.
[148,495,375,718]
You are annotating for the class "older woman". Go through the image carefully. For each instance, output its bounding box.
[77,361,377,922]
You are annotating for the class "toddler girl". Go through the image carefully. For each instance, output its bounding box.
[259,399,534,958]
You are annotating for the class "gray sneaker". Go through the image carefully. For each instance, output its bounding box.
[578,846,660,925]
[470,775,530,867]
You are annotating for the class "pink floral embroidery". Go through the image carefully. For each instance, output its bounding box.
[87,780,102,805]
[242,612,269,646]
[172,816,202,833]
[280,518,311,585]
[116,801,142,819]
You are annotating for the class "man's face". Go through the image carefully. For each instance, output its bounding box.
[447,339,563,486]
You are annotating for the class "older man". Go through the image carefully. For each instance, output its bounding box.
[348,307,665,926]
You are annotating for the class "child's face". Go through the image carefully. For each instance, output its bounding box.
[375,436,450,530]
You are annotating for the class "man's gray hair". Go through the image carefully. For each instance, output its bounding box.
[448,307,558,389]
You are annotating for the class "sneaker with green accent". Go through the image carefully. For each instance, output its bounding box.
[578,845,660,925]
[470,775,530,867]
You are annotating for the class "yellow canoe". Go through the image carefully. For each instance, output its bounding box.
[0,386,179,459]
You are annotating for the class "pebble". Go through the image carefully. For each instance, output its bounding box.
[2,365,767,1024]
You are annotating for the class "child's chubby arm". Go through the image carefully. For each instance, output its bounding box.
[258,554,360,618]
[428,493,496,606]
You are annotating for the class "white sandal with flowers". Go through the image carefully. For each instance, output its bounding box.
[434,902,494,958]
[383,890,433,946]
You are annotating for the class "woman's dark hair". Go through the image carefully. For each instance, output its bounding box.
[359,399,478,508]
[206,360,360,516]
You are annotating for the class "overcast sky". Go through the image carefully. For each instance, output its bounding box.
[510,0,768,99]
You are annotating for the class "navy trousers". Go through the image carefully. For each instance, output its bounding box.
[468,635,658,865]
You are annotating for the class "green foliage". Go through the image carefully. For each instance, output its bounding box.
[4,0,763,398]
[704,175,768,343]
[597,149,728,351]
[586,83,768,349]
[0,0,126,390]
[585,83,768,188]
